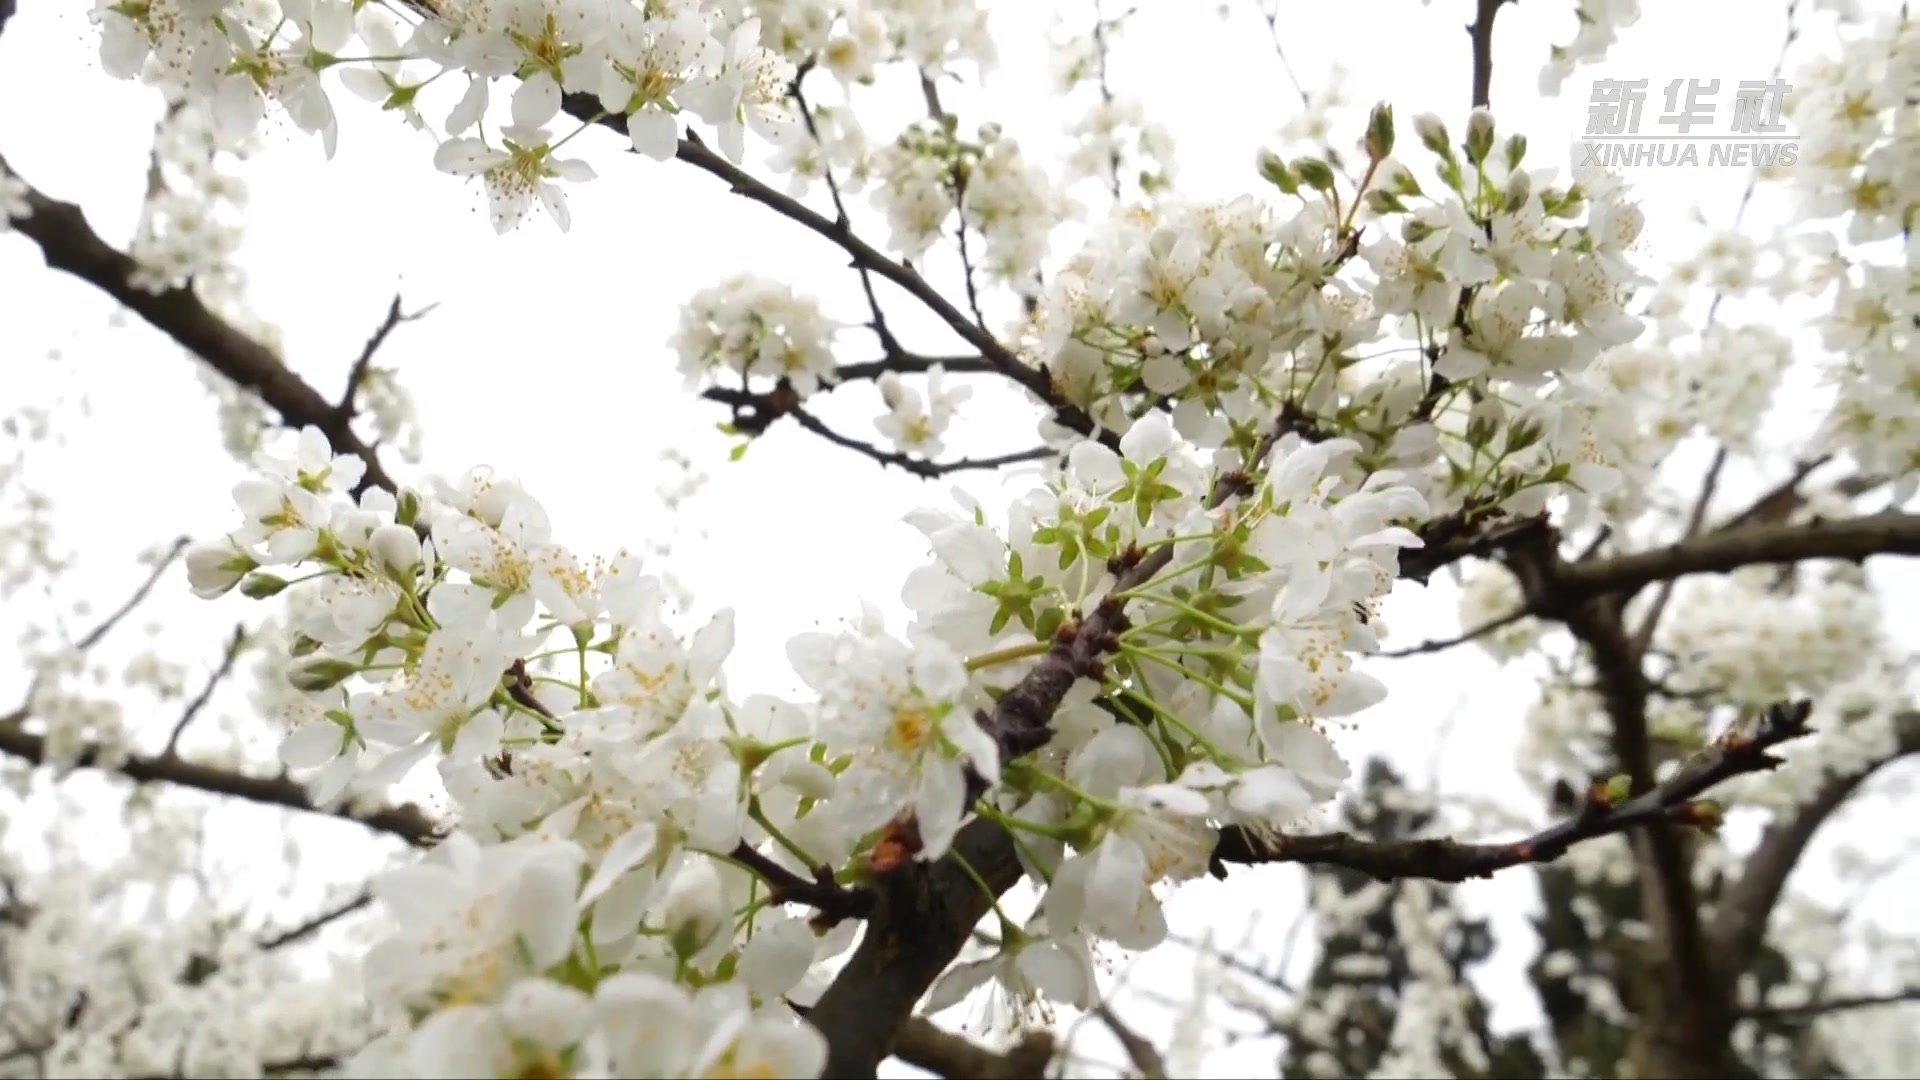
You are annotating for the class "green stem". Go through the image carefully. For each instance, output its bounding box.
[1125,646,1254,711]
[749,800,821,870]
[975,802,1083,843]
[1119,592,1254,638]
[1117,683,1235,764]
[965,640,1051,671]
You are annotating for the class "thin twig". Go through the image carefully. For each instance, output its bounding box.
[1737,986,1920,1021]
[161,624,247,758]
[257,890,374,952]
[74,537,190,653]
[335,294,434,422]
[1378,609,1524,657]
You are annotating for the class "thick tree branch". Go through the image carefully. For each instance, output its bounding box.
[1558,512,1920,599]
[1,154,398,495]
[1212,701,1814,882]
[831,354,997,383]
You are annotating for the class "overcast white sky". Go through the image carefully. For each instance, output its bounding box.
[2,0,1909,1075]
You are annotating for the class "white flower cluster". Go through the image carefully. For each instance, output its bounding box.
[718,0,996,78]
[1773,9,1920,490]
[875,363,969,456]
[670,273,841,397]
[868,120,1068,278]
[1032,113,1651,529]
[183,404,1437,1075]
[89,0,807,231]
[1538,0,1643,96]
[127,95,256,294]
[0,846,377,1076]
[86,0,1012,234]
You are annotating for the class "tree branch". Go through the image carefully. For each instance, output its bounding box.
[161,624,247,758]
[0,721,439,846]
[1212,701,1814,882]
[73,537,190,652]
[335,293,432,428]
[1736,986,1920,1021]
[702,384,1055,478]
[1713,709,1920,971]
[549,94,1106,445]
[1557,512,1920,599]
[1467,0,1514,110]
[2,154,398,495]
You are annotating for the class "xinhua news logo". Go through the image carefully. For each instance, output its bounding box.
[1580,78,1797,168]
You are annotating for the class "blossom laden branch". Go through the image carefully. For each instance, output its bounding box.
[553,93,1106,443]
[1212,700,1816,882]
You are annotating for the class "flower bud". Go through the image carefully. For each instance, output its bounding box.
[1502,167,1532,213]
[1504,132,1528,168]
[661,859,727,960]
[369,522,422,576]
[240,572,289,599]
[1412,112,1451,156]
[1365,101,1394,160]
[1464,108,1496,164]
[288,656,359,693]
[185,540,257,599]
[1293,156,1336,193]
[1256,148,1298,194]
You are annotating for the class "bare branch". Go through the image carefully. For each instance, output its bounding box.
[1557,512,1920,599]
[1378,609,1525,658]
[162,624,247,758]
[1094,1002,1170,1080]
[722,841,874,928]
[335,294,433,423]
[1212,701,1815,883]
[702,384,1055,478]
[1737,986,1920,1021]
[547,94,1108,445]
[2,153,397,494]
[257,889,374,952]
[830,354,996,383]
[0,722,439,846]
[74,537,190,653]
[1466,0,1514,110]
